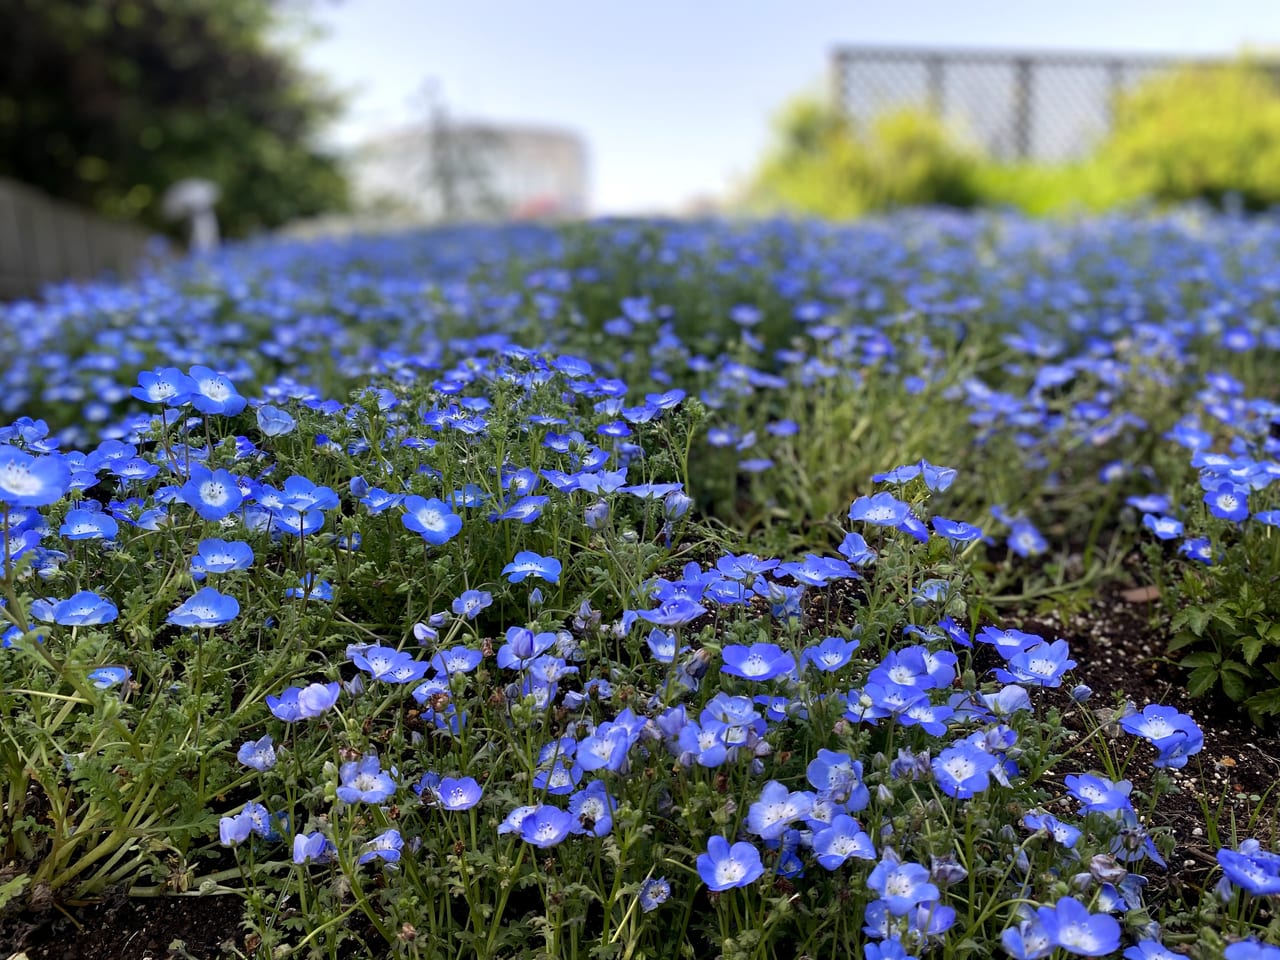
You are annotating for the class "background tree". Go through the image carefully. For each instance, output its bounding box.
[0,0,348,237]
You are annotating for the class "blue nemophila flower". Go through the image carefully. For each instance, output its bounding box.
[31,590,118,626]
[872,463,923,485]
[60,508,118,542]
[0,447,71,507]
[351,645,429,684]
[238,801,278,840]
[517,805,576,848]
[1001,908,1052,960]
[664,488,692,518]
[1035,896,1121,957]
[1119,705,1204,768]
[638,876,670,912]
[807,749,870,810]
[801,636,859,672]
[1023,811,1082,848]
[266,681,340,722]
[337,754,396,804]
[866,857,939,916]
[193,538,254,575]
[496,626,558,669]
[776,553,854,587]
[1008,519,1047,557]
[237,734,276,772]
[1124,942,1185,960]
[975,626,1043,658]
[219,811,253,847]
[168,587,239,628]
[994,639,1076,688]
[451,589,492,619]
[285,575,333,601]
[715,552,779,582]
[401,495,462,545]
[355,483,403,515]
[1126,493,1171,514]
[256,404,296,437]
[110,457,158,483]
[1204,482,1250,522]
[721,642,796,681]
[1064,773,1132,815]
[568,780,617,836]
[1224,942,1280,960]
[635,598,706,627]
[747,781,813,840]
[932,741,1000,799]
[1141,513,1183,540]
[87,665,130,689]
[358,828,404,865]
[645,628,687,663]
[578,712,642,772]
[188,366,246,417]
[848,492,911,527]
[1178,536,1214,564]
[863,941,917,960]
[434,776,483,811]
[812,814,876,869]
[932,516,983,545]
[502,550,562,584]
[292,831,336,865]
[492,494,547,523]
[430,645,483,675]
[838,531,877,566]
[131,367,196,406]
[1217,839,1280,896]
[178,466,244,522]
[697,835,764,891]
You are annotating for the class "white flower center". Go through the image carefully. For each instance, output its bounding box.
[200,481,229,506]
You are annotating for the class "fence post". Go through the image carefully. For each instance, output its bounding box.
[1013,57,1033,160]
[927,55,945,116]
[831,48,848,116]
[1107,58,1125,128]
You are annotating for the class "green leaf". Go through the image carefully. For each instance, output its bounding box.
[1244,687,1280,718]
[1220,669,1248,702]
[1187,666,1219,698]
[1220,659,1252,676]
[1166,631,1200,654]
[1171,607,1210,636]
[1179,651,1220,669]
[0,873,29,911]
[1240,635,1265,666]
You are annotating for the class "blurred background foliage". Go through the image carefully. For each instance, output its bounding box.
[0,0,348,238]
[746,58,1280,218]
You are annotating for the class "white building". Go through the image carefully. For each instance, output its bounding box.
[352,121,589,223]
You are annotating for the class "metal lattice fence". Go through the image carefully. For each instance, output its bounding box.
[832,47,1276,162]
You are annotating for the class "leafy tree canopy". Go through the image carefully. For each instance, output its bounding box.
[0,0,348,237]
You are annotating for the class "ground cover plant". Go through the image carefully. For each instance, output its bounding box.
[0,211,1278,959]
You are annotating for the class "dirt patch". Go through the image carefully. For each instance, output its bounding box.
[2,893,246,960]
[1011,580,1280,904]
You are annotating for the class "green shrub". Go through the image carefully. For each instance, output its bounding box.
[1095,60,1280,211]
[747,97,983,217]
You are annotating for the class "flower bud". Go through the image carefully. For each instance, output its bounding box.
[1088,854,1128,885]
[584,500,609,529]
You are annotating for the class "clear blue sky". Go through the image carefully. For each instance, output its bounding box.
[297,1,1280,214]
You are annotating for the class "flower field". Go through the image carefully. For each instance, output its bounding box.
[0,212,1278,959]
